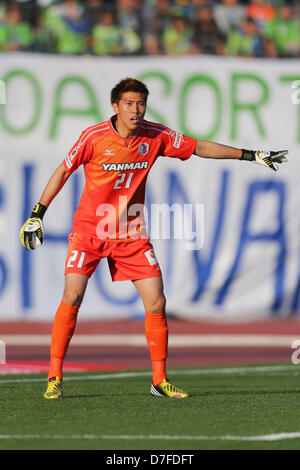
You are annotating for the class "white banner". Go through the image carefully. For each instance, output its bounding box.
[0,53,300,320]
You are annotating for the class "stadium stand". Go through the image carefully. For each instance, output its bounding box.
[0,0,299,57]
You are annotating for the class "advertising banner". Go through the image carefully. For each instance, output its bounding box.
[0,53,299,320]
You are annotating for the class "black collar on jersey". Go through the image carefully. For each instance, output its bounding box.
[111,116,118,133]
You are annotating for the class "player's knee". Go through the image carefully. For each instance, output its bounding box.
[147,293,166,314]
[63,289,84,307]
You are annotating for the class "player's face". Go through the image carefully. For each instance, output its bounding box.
[113,92,146,137]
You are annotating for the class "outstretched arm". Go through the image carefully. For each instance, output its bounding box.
[194,140,242,160]
[194,140,288,172]
[20,163,71,250]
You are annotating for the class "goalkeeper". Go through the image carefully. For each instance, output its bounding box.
[20,77,288,400]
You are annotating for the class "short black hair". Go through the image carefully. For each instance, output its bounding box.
[111,78,149,105]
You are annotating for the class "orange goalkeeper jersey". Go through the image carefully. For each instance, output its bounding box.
[63,116,197,240]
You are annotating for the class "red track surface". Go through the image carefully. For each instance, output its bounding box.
[2,318,300,335]
[1,318,300,373]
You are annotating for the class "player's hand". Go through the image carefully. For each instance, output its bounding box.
[20,203,47,250]
[20,218,44,250]
[241,149,288,171]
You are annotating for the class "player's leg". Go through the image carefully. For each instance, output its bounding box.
[44,273,88,399]
[133,276,167,383]
[111,239,188,397]
[49,273,89,379]
[133,275,166,314]
[133,276,188,398]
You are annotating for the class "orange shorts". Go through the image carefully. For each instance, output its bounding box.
[64,232,162,281]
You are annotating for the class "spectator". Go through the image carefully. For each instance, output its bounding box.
[31,7,57,52]
[92,10,122,55]
[59,0,88,36]
[153,0,174,33]
[0,5,33,51]
[117,0,143,54]
[85,0,116,30]
[172,0,193,20]
[143,31,161,54]
[10,0,37,27]
[44,0,88,54]
[227,17,263,57]
[263,37,279,58]
[190,7,225,55]
[213,0,246,36]
[142,13,162,54]
[264,5,300,57]
[247,0,275,32]
[161,15,193,55]
[0,3,6,21]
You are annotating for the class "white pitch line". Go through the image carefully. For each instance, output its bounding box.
[0,432,300,442]
[0,365,296,384]
[0,334,298,347]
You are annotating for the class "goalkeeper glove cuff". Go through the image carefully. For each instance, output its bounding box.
[241,149,255,161]
[31,203,48,220]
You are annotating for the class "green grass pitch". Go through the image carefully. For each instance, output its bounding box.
[1,363,300,450]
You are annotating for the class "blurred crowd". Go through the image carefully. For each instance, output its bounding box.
[0,0,299,58]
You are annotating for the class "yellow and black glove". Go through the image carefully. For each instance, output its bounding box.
[241,149,288,171]
[20,203,47,250]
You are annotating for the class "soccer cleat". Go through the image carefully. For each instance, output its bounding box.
[150,378,188,398]
[43,376,63,399]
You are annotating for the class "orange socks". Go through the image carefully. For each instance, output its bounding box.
[145,312,168,386]
[48,305,168,385]
[48,300,79,380]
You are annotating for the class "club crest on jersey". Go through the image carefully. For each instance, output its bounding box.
[138,143,149,155]
[144,249,158,266]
